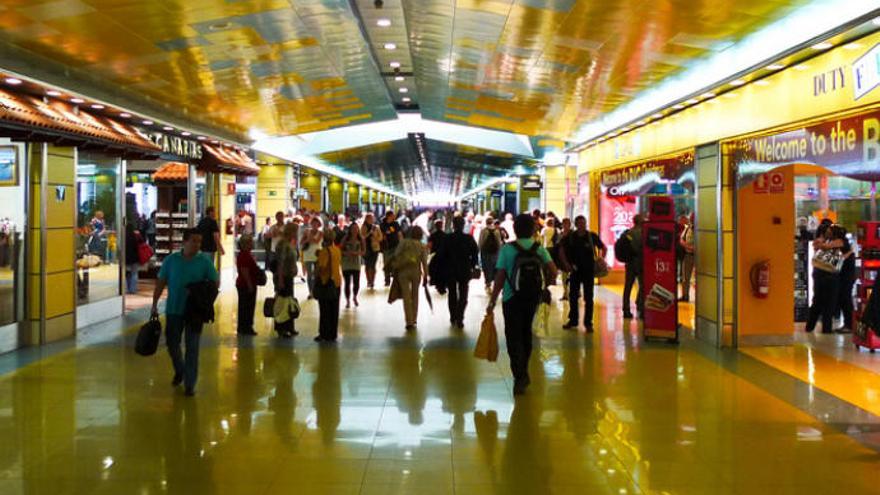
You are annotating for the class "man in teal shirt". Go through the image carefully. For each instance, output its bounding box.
[487,214,557,396]
[151,228,218,396]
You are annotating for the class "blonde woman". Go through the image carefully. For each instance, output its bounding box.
[392,226,428,331]
[315,230,342,342]
[301,216,324,298]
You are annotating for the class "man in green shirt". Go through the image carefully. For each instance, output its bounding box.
[487,214,557,396]
[151,228,219,396]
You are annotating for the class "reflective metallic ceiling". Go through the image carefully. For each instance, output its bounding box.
[317,137,538,196]
[0,0,817,141]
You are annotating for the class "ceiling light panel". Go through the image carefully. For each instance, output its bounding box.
[355,0,416,105]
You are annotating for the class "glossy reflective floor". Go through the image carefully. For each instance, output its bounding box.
[1,279,879,495]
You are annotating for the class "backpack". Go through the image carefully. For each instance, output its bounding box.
[615,230,635,264]
[482,230,500,255]
[510,242,544,298]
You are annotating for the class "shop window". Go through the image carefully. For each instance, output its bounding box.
[0,141,25,327]
[76,153,121,304]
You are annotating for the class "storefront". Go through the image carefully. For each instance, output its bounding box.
[0,139,26,353]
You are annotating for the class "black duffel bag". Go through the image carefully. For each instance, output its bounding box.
[263,297,275,318]
[135,316,162,356]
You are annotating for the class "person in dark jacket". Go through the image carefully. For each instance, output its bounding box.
[151,228,219,396]
[197,206,225,266]
[427,219,448,294]
[835,225,856,333]
[559,215,606,332]
[437,216,479,328]
[806,220,843,334]
[622,214,645,319]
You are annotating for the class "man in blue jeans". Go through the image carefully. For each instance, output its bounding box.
[151,228,218,396]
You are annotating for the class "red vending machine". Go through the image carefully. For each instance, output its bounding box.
[854,221,880,352]
[642,196,679,342]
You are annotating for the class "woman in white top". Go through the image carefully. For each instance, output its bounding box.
[540,217,557,249]
[301,216,324,298]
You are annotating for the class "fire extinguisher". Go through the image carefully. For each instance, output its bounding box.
[750,260,770,299]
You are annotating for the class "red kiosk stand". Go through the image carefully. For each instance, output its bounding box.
[642,196,679,343]
[854,221,880,352]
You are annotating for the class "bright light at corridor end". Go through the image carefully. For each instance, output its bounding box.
[570,1,880,147]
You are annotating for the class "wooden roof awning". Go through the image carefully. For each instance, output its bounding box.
[0,89,161,157]
[152,162,189,182]
[199,143,259,176]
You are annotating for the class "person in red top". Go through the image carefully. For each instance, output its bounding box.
[236,234,262,335]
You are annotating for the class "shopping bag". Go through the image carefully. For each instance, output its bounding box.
[388,277,402,304]
[474,313,499,362]
[262,297,275,318]
[135,316,162,356]
[532,302,550,337]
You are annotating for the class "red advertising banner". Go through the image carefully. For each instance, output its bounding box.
[730,108,880,184]
[599,151,694,196]
[599,193,638,269]
[642,197,678,342]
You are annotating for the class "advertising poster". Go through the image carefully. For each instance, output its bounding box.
[643,205,678,341]
[599,193,638,269]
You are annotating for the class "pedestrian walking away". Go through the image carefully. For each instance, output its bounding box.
[487,214,557,396]
[437,215,479,328]
[150,228,219,396]
[380,211,403,287]
[315,230,343,342]
[196,206,224,266]
[618,214,645,319]
[389,226,428,330]
[235,234,262,335]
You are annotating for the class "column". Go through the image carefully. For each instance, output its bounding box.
[543,166,567,215]
[29,144,77,343]
[327,178,344,214]
[257,163,290,220]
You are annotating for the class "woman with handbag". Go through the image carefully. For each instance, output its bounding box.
[301,216,324,299]
[392,226,429,331]
[274,223,300,338]
[340,223,364,308]
[806,221,844,334]
[362,213,382,290]
[315,230,342,343]
[236,234,263,335]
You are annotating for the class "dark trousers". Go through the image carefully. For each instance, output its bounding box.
[318,288,341,340]
[503,295,540,385]
[839,277,855,330]
[237,286,256,333]
[807,270,839,333]
[567,270,595,327]
[447,278,470,324]
[343,269,360,300]
[275,276,295,335]
[623,262,644,316]
[165,315,203,389]
[481,254,498,287]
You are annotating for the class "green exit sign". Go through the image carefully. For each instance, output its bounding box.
[268,190,277,197]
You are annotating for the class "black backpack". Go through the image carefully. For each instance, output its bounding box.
[511,243,544,298]
[482,230,500,255]
[615,230,635,264]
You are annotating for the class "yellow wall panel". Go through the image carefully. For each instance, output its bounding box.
[723,232,735,279]
[45,229,73,274]
[45,150,75,186]
[695,231,717,276]
[45,271,74,319]
[696,274,717,321]
[28,229,40,275]
[28,274,40,320]
[696,188,716,231]
[723,278,735,325]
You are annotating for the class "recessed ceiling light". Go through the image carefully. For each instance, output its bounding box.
[119,112,131,118]
[384,43,397,50]
[181,131,191,136]
[685,98,698,105]
[46,90,62,96]
[730,79,745,86]
[70,98,85,104]
[701,92,716,99]
[766,64,785,70]
[394,76,404,81]
[755,80,771,86]
[652,112,663,118]
[197,136,206,140]
[90,104,105,110]
[377,18,391,27]
[794,64,809,71]
[142,120,154,125]
[844,43,863,50]
[672,104,684,110]
[811,42,833,50]
[389,61,401,68]
[399,87,408,93]
[5,78,22,85]
[402,97,411,102]
[163,126,173,131]
[210,140,219,144]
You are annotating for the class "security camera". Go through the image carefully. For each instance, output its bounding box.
[374,0,383,8]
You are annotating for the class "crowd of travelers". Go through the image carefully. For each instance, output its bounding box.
[145,204,703,397]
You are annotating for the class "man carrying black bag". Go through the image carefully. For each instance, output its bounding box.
[151,228,219,396]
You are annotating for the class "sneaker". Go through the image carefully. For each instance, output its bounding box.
[405,324,416,331]
[354,298,359,307]
[623,311,634,319]
[345,301,351,309]
[171,373,183,387]
[585,325,594,333]
[562,322,578,330]
[184,387,195,397]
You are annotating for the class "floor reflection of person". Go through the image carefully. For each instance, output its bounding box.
[387,335,427,426]
[424,335,477,435]
[234,340,261,436]
[501,395,550,494]
[266,343,300,443]
[312,347,341,445]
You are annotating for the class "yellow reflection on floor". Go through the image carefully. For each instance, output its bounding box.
[0,280,877,494]
[742,344,880,417]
